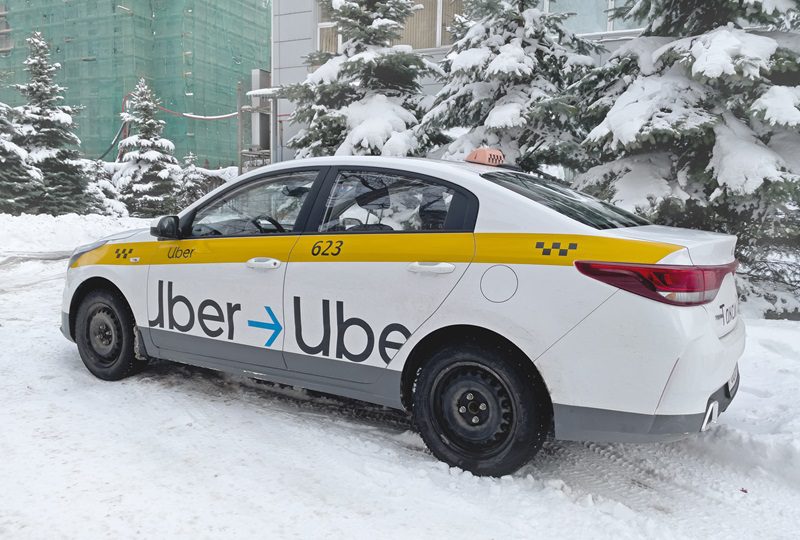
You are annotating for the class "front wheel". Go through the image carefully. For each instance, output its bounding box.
[412,342,550,476]
[75,289,145,380]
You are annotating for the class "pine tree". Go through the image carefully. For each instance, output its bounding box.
[612,0,795,36]
[418,0,600,169]
[113,78,181,217]
[0,101,43,214]
[14,32,87,214]
[175,153,214,208]
[81,159,127,216]
[575,0,800,307]
[283,0,437,157]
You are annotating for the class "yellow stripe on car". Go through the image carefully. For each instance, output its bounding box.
[473,233,682,266]
[71,233,682,268]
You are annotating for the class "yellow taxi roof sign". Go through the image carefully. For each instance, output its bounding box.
[465,147,504,166]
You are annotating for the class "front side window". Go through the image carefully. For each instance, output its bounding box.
[318,170,457,233]
[482,171,649,230]
[190,171,317,237]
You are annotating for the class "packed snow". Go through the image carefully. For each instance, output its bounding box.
[335,94,419,157]
[751,85,800,127]
[661,26,778,80]
[1,214,799,538]
[585,68,714,150]
[708,113,786,195]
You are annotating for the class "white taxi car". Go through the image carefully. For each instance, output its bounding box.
[61,152,744,476]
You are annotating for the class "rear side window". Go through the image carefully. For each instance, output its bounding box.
[318,170,465,233]
[481,171,649,229]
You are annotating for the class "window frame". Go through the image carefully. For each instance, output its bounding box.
[303,166,479,236]
[178,167,329,239]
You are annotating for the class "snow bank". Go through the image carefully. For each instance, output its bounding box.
[0,213,148,253]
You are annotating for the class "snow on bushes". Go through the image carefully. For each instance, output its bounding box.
[0,101,42,214]
[575,1,800,313]
[418,0,599,170]
[113,79,182,217]
[11,32,88,215]
[282,0,437,157]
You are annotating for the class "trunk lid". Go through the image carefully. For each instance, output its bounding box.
[605,225,736,265]
[604,225,739,337]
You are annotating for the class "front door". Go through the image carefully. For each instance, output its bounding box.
[145,168,323,371]
[283,167,477,381]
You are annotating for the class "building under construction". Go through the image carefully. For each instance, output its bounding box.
[0,0,271,167]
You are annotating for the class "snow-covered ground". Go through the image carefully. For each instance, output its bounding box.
[1,214,799,539]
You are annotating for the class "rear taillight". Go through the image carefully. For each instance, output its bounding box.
[574,260,738,306]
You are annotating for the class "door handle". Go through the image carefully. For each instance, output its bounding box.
[246,257,282,270]
[407,262,456,274]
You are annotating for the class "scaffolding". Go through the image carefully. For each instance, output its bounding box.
[0,0,271,167]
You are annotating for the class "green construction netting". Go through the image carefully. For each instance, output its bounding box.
[0,0,270,167]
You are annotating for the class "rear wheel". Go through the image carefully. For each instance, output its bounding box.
[412,342,550,476]
[75,289,145,380]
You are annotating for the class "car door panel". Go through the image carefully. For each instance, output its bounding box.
[283,167,477,382]
[146,169,324,371]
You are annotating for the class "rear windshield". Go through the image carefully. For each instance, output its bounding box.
[481,171,649,229]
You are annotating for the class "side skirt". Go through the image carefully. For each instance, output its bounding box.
[138,327,404,410]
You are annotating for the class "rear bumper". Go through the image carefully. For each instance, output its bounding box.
[553,370,739,443]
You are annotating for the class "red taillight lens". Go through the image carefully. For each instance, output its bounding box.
[574,260,738,306]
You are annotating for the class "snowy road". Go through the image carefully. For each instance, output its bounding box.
[1,223,799,538]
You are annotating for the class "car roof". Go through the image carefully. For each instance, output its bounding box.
[237,155,501,183]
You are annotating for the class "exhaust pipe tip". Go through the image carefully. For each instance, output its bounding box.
[701,400,719,432]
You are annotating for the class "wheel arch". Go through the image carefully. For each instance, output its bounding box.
[68,277,132,340]
[400,325,553,423]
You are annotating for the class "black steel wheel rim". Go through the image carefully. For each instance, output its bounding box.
[430,362,515,458]
[86,304,121,364]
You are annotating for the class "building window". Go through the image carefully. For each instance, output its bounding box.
[318,23,339,54]
[544,0,643,33]
[0,3,11,54]
[317,0,464,52]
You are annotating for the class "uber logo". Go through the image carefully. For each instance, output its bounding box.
[293,297,411,364]
[148,280,241,340]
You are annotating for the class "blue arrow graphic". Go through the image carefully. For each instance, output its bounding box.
[247,306,283,347]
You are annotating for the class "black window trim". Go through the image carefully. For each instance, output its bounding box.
[177,166,330,239]
[302,165,480,236]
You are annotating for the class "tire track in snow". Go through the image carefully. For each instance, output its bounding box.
[0,251,71,267]
[141,359,800,539]
[530,439,800,538]
[0,256,67,296]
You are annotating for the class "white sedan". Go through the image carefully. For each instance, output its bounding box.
[61,152,743,476]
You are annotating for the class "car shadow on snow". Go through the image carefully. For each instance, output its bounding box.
[137,359,415,431]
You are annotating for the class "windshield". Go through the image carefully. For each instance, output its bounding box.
[481,171,649,230]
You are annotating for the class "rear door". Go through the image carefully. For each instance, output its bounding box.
[282,166,478,381]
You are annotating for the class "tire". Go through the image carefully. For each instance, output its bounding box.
[412,341,550,476]
[75,289,145,381]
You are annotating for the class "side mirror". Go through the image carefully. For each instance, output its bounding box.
[150,215,180,239]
